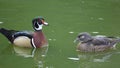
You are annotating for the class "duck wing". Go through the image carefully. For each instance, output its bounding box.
[0,28,33,43]
[13,31,33,39]
[92,37,116,46]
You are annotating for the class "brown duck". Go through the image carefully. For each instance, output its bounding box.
[74,32,120,52]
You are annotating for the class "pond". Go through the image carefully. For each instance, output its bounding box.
[0,0,120,68]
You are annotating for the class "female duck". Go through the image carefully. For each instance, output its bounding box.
[0,17,48,48]
[74,32,120,52]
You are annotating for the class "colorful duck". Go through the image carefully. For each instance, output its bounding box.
[0,17,48,48]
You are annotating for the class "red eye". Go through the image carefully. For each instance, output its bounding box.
[37,19,43,24]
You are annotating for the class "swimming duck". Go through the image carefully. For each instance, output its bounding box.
[74,32,120,52]
[0,17,48,48]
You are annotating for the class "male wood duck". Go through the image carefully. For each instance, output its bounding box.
[74,32,120,52]
[0,17,48,48]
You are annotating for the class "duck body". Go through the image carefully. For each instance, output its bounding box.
[0,28,33,47]
[32,31,48,48]
[0,17,48,48]
[75,32,120,52]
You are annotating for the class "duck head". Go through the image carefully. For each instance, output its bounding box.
[74,32,92,43]
[32,16,49,48]
[32,17,48,31]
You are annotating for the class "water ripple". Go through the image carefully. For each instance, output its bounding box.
[0,22,3,24]
[48,38,56,41]
[69,31,74,34]
[68,57,79,61]
[92,32,99,34]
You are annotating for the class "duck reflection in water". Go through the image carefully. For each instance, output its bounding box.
[77,51,120,68]
[13,46,48,68]
[68,51,120,68]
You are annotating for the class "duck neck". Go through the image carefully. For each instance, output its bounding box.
[32,30,47,48]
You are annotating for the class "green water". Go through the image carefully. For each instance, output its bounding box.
[0,0,120,68]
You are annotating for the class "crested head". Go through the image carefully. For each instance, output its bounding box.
[32,16,48,31]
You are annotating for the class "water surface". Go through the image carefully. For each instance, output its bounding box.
[0,0,120,68]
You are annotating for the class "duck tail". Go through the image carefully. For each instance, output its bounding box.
[113,38,120,47]
[116,38,120,43]
[0,28,18,43]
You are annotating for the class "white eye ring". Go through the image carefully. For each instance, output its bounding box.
[81,36,85,39]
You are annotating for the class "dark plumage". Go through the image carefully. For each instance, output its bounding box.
[0,28,33,43]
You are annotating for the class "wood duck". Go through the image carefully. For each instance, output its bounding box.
[74,32,120,52]
[0,17,48,48]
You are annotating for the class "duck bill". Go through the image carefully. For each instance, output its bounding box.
[74,38,79,43]
[43,21,49,26]
[41,20,49,26]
